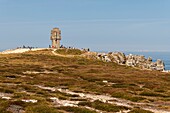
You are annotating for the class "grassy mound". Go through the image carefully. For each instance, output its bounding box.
[55,48,85,55]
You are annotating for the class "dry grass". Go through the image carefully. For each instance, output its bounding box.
[0,49,170,112]
[55,48,85,55]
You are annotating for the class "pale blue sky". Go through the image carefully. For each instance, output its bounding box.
[0,0,170,51]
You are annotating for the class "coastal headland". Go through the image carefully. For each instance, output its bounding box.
[1,47,166,72]
[0,47,170,113]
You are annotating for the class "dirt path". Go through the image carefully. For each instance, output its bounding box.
[51,49,85,58]
[56,88,170,113]
[0,48,46,54]
[35,84,170,113]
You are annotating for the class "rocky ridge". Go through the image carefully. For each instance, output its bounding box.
[1,48,165,71]
[83,51,165,71]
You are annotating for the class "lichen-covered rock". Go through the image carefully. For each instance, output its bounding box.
[149,62,157,70]
[147,57,152,63]
[156,59,165,71]
[125,54,165,71]
[97,53,111,62]
[108,52,126,64]
[83,50,165,72]
[7,105,24,113]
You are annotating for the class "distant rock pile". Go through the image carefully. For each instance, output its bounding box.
[125,54,165,71]
[85,51,165,71]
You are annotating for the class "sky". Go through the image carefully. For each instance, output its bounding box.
[0,0,170,52]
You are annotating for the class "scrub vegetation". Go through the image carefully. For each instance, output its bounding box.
[0,49,169,113]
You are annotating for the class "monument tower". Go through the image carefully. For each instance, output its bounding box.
[50,28,61,48]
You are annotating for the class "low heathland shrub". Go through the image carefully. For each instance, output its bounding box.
[79,100,130,112]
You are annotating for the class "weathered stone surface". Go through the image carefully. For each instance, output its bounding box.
[125,54,165,71]
[81,50,165,71]
[7,105,24,113]
[147,57,152,63]
[97,53,111,62]
[156,59,165,71]
[108,52,126,64]
[149,62,157,70]
[126,54,136,66]
[50,28,61,49]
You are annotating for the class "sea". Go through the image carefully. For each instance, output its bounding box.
[0,49,170,70]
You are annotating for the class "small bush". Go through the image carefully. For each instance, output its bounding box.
[0,99,10,113]
[79,100,129,112]
[55,49,84,55]
[140,91,165,97]
[26,105,59,113]
[4,89,14,94]
[112,92,145,102]
[10,100,27,107]
[154,89,165,93]
[128,108,153,113]
[58,106,96,113]
[0,87,14,93]
[13,92,27,98]
[112,84,130,88]
[128,96,145,102]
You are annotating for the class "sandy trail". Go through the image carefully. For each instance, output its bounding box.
[0,48,46,54]
[51,49,82,58]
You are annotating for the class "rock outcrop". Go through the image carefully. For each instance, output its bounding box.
[125,54,165,71]
[7,105,24,113]
[155,59,165,71]
[92,52,165,71]
[108,52,126,64]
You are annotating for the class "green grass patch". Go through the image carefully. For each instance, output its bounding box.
[128,108,153,113]
[112,83,130,88]
[55,48,85,55]
[112,92,145,102]
[0,99,10,113]
[79,100,130,112]
[26,104,60,113]
[58,106,96,113]
[140,91,166,97]
[0,87,14,94]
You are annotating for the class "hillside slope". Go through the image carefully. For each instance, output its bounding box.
[0,49,170,113]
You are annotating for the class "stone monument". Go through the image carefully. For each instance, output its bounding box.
[50,28,61,48]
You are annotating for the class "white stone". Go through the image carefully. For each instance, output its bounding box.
[2,96,11,100]
[22,99,38,103]
[103,80,108,83]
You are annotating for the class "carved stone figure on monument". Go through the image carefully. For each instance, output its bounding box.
[50,28,61,48]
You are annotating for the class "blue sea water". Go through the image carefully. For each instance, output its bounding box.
[124,52,170,70]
